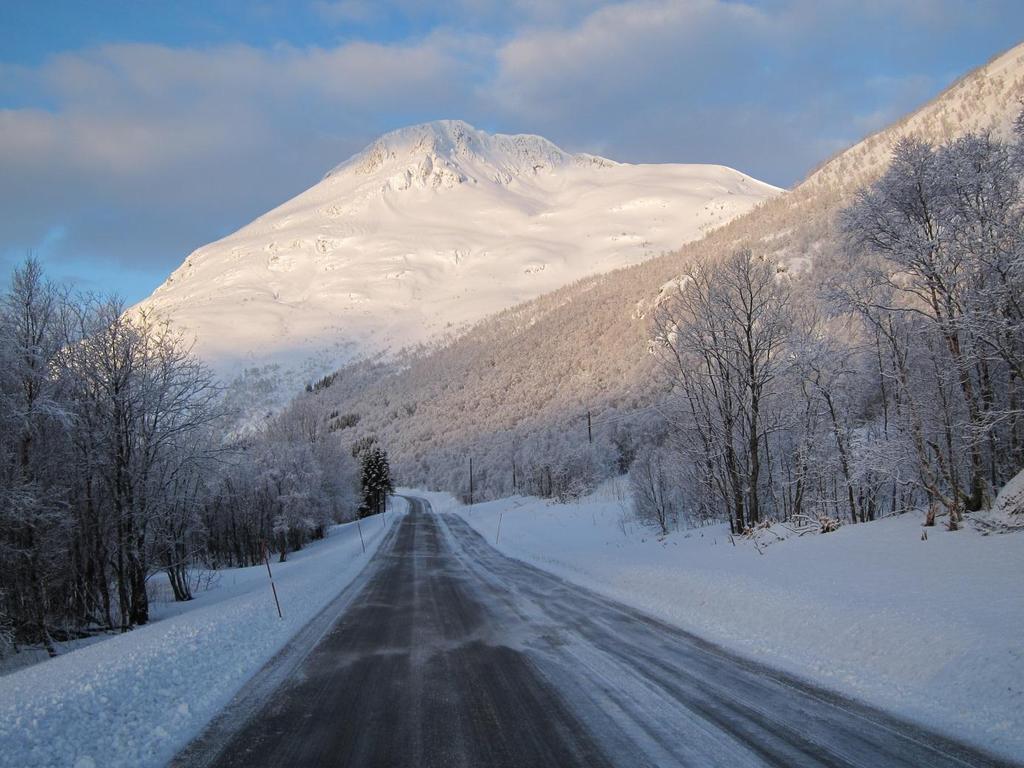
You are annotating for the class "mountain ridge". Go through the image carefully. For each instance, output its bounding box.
[139,120,778,378]
[323,119,619,182]
[802,42,1024,194]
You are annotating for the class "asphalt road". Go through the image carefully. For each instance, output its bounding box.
[180,497,1018,768]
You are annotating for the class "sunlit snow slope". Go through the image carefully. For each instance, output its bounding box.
[138,120,778,374]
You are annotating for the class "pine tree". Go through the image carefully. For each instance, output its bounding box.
[359,447,394,517]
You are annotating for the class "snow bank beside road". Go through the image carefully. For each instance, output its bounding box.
[413,487,1024,762]
[0,502,405,768]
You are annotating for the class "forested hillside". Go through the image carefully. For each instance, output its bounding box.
[290,42,1024,528]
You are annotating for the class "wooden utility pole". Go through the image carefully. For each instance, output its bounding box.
[262,543,283,619]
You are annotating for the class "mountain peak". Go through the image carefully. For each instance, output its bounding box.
[139,122,778,382]
[324,120,616,188]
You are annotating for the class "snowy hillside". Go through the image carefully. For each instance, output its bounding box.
[312,42,1024,496]
[137,120,778,374]
[804,43,1024,194]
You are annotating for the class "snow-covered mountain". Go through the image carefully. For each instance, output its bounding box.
[138,120,778,374]
[308,43,1024,491]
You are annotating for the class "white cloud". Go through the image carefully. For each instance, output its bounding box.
[490,1,773,121]
[309,0,609,29]
[310,1,381,24]
[1,0,1021,296]
[0,36,482,274]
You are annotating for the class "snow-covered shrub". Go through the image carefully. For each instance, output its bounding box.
[785,514,842,535]
[629,445,682,535]
[816,515,841,533]
[976,468,1024,532]
[994,469,1024,517]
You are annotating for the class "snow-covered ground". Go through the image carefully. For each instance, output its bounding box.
[409,484,1024,762]
[0,502,405,768]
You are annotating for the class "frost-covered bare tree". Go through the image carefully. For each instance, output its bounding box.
[839,128,1024,528]
[787,313,871,524]
[55,299,223,627]
[0,258,363,651]
[653,250,792,532]
[0,259,72,653]
[625,124,1024,536]
[629,445,680,535]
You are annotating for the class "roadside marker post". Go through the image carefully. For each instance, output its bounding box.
[356,517,366,553]
[262,543,284,619]
[496,512,504,545]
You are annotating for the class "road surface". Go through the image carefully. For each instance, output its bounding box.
[179,497,1016,767]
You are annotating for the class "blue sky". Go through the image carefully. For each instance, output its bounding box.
[1,1,1022,303]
